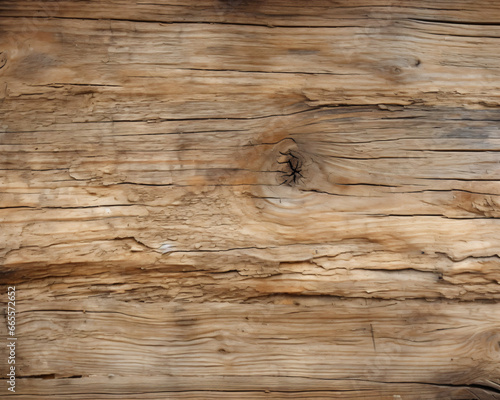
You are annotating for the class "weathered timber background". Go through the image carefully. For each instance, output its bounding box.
[1,1,500,399]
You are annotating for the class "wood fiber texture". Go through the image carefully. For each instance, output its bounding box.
[1,1,500,399]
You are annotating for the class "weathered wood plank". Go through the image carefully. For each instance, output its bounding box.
[2,1,500,398]
[2,107,500,302]
[3,298,500,399]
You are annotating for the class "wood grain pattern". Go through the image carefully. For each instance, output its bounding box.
[1,0,500,398]
[3,107,500,304]
[5,298,500,399]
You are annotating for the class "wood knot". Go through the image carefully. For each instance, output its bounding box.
[277,150,304,186]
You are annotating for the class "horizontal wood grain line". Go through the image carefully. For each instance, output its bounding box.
[4,14,500,34]
[0,14,367,29]
[408,17,500,27]
[4,389,494,400]
[4,385,499,397]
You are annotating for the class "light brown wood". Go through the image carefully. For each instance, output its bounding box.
[9,298,500,399]
[3,107,500,303]
[1,1,500,398]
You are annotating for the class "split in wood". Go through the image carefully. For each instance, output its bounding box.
[278,150,303,186]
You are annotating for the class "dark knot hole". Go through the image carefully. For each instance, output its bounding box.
[278,150,303,186]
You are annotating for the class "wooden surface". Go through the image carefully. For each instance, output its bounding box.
[1,1,500,398]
